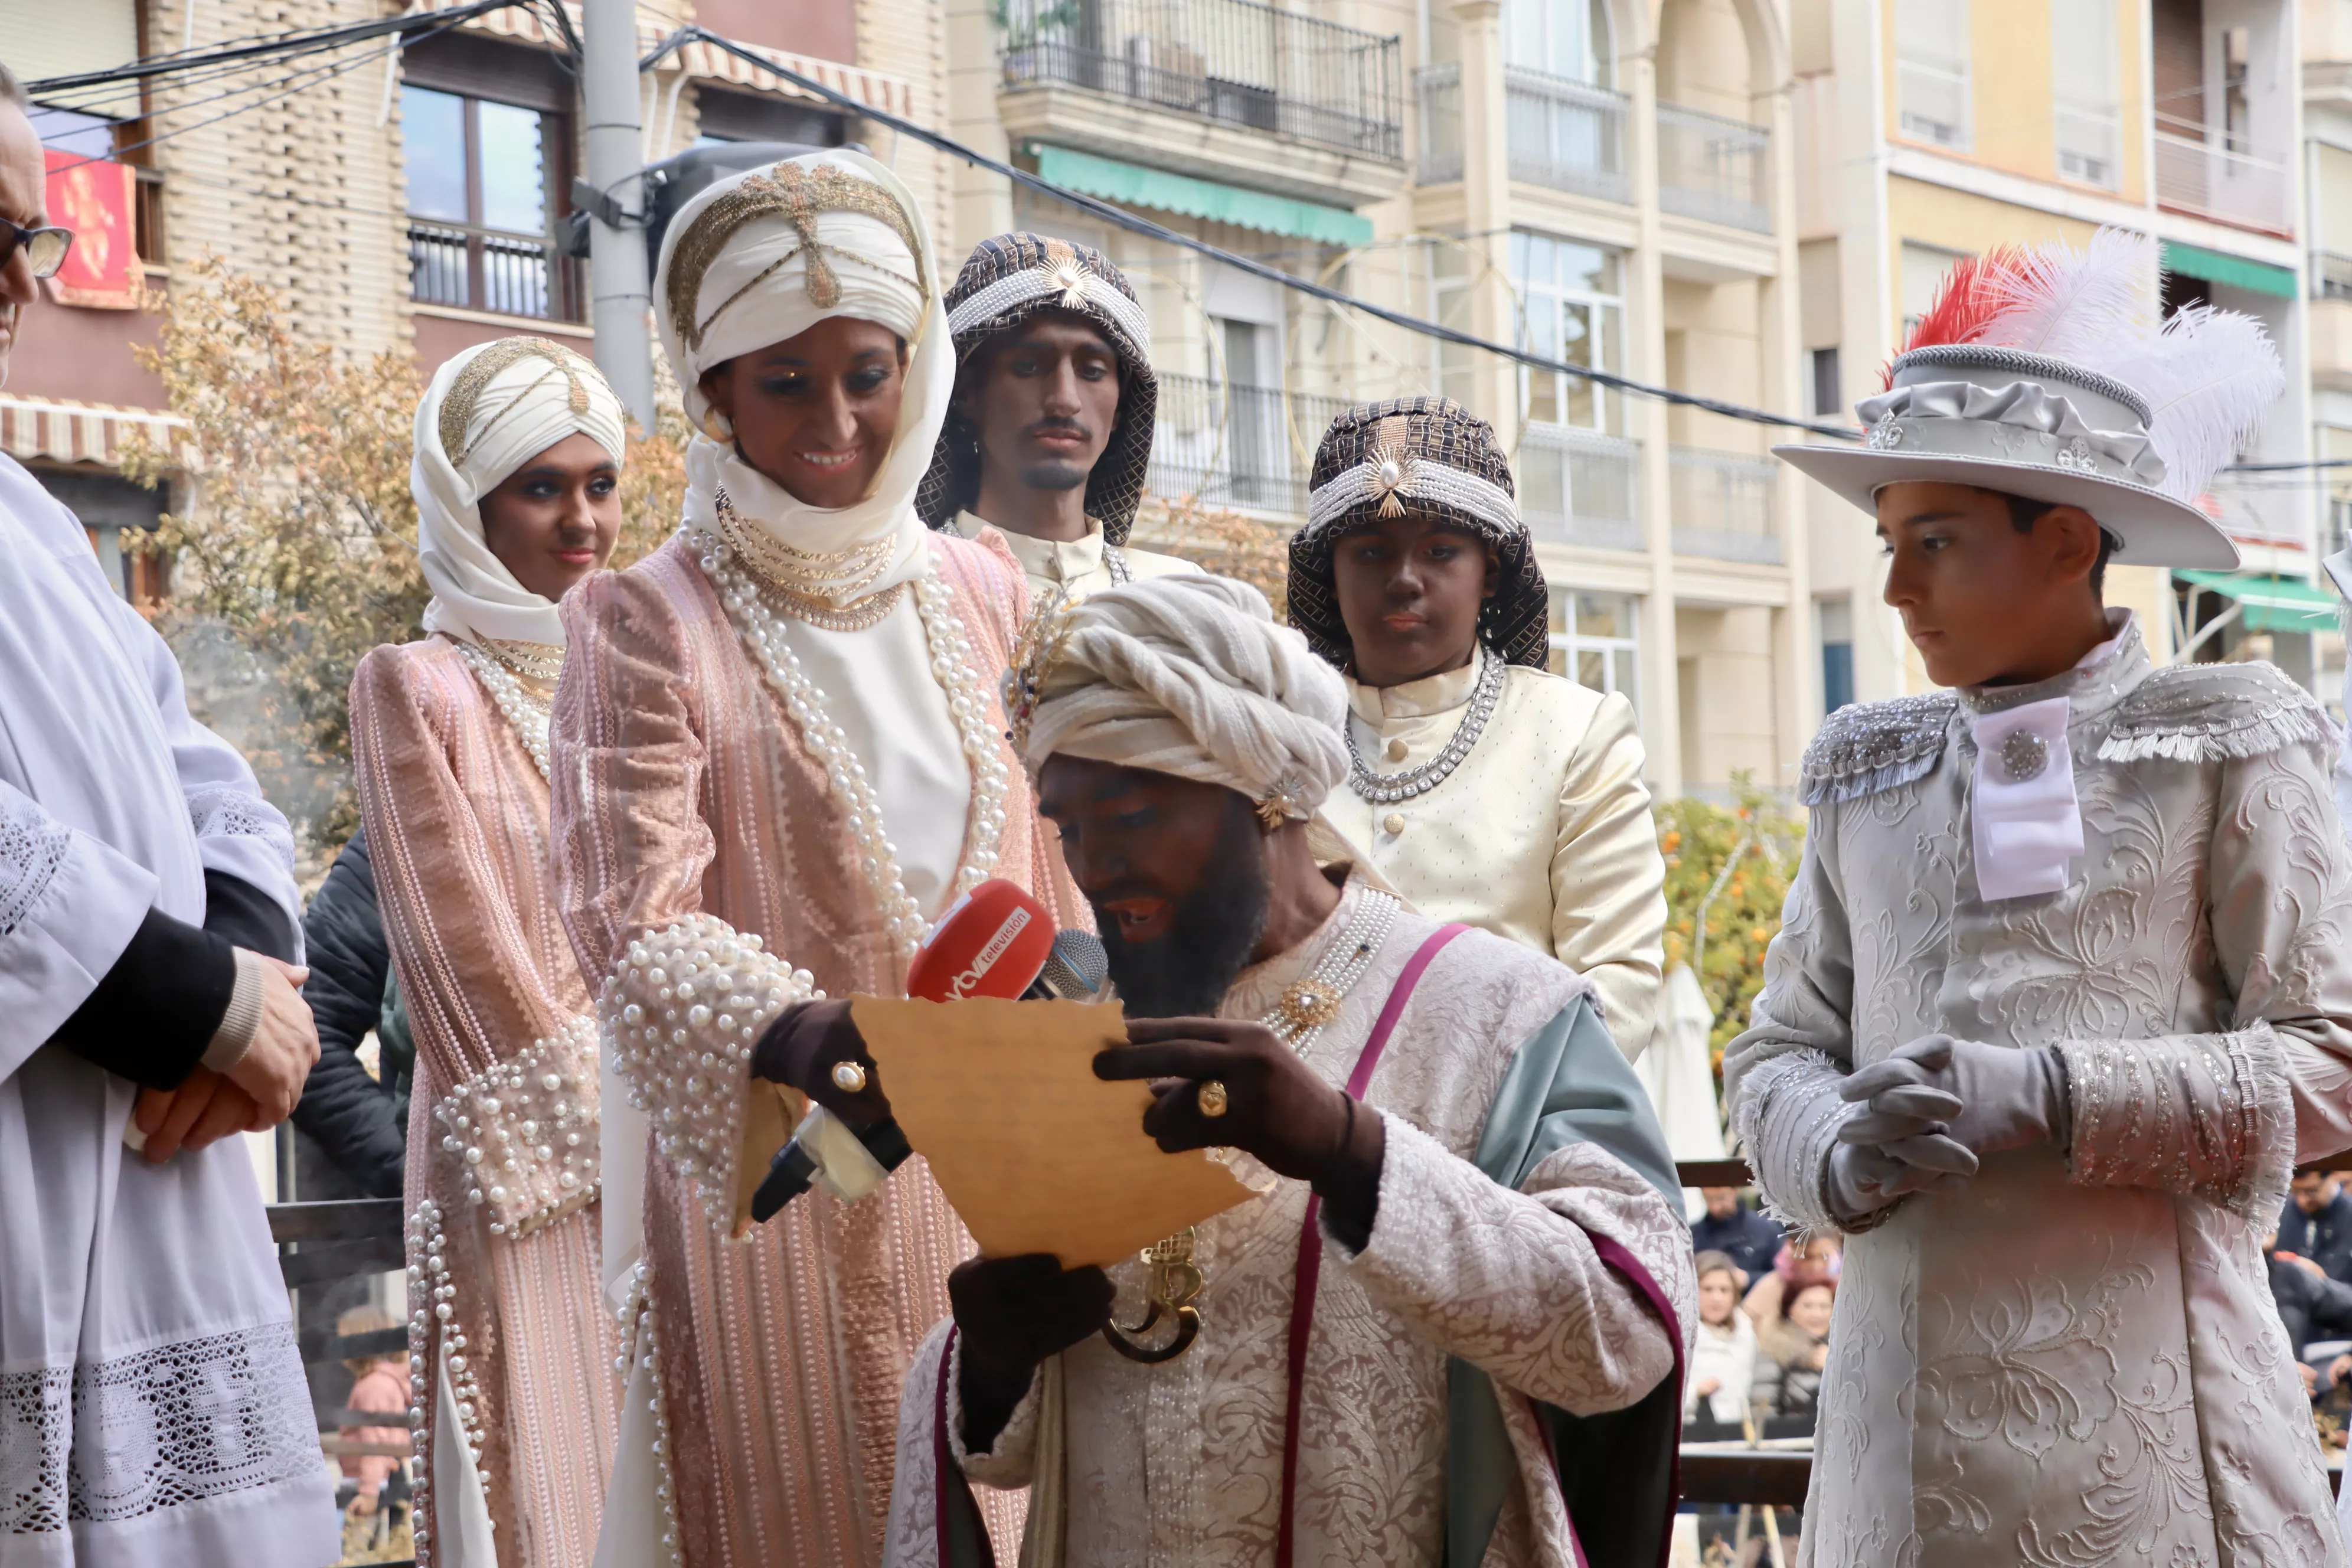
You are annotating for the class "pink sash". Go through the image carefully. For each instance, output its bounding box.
[1273,922,1469,1568]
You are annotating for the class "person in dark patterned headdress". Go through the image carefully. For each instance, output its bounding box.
[919,233,1198,599]
[1296,396,1668,1059]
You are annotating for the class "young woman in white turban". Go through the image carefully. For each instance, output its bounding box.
[548,149,1080,1568]
[349,335,628,1568]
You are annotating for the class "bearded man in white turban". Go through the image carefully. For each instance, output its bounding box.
[865,573,1693,1567]
[549,151,1082,1568]
[350,336,633,1567]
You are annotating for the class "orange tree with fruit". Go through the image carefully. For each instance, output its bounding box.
[1655,775,1804,1087]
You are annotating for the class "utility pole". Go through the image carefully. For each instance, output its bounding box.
[579,0,654,428]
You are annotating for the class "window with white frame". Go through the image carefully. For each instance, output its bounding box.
[1504,0,1613,85]
[2052,0,2120,188]
[1895,0,1971,150]
[1510,230,1625,435]
[1549,590,1641,712]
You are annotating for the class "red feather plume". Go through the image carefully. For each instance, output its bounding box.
[1879,245,2025,388]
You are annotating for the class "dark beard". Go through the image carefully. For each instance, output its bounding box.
[1018,456,1089,493]
[1095,803,1270,1018]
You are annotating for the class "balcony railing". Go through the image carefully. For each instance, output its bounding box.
[1656,103,1769,233]
[1670,446,1781,564]
[407,220,582,323]
[2154,119,2292,236]
[1415,62,1629,202]
[1149,371,1350,516]
[1416,63,1464,183]
[1518,423,1642,551]
[1506,66,1629,202]
[2315,251,2352,302]
[999,0,1404,161]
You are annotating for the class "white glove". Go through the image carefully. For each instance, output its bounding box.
[1840,1034,2070,1159]
[1826,1131,1975,1223]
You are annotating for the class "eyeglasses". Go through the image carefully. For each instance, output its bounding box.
[1,220,73,280]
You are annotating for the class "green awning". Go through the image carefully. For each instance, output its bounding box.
[1029,143,1373,247]
[2177,569,2340,633]
[2160,240,2298,299]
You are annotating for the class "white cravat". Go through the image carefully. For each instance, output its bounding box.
[1968,694,2082,901]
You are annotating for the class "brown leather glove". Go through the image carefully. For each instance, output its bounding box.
[949,1254,1115,1452]
[749,998,890,1125]
[1093,1017,1388,1249]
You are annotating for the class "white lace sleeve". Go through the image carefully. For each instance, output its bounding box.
[108,594,300,947]
[0,781,160,1082]
[884,1319,1041,1566]
[596,913,819,1234]
[1335,1117,1686,1417]
[1721,814,1867,1237]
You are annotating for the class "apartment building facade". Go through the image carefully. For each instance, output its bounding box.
[1795,0,2334,709]
[3,0,950,587]
[11,0,2335,804]
[947,0,1811,797]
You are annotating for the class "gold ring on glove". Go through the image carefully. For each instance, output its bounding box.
[831,1060,869,1094]
[1197,1079,1229,1118]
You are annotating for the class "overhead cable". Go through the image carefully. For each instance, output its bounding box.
[651,25,1860,441]
[24,0,524,96]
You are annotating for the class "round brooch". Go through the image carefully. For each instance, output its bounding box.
[2000,728,2050,783]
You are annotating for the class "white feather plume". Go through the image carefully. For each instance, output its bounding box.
[1979,228,2160,362]
[2107,304,2284,501]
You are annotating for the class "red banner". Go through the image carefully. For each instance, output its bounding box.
[42,151,139,311]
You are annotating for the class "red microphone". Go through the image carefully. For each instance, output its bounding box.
[753,880,1060,1223]
[906,880,1056,1002]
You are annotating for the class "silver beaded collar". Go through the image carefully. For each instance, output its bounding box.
[1344,648,1505,805]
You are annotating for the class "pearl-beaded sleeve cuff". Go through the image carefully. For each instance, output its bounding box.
[597,913,822,1233]
[432,1014,603,1239]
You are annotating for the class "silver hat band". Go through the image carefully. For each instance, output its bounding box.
[948,264,1154,355]
[1854,377,2169,493]
[1305,454,1521,537]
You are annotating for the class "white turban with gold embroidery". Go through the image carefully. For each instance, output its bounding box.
[412,335,627,649]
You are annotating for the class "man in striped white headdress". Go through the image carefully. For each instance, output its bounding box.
[881,573,1692,1568]
[919,233,1198,601]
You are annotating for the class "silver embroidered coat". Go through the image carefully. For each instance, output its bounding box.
[1725,618,2352,1568]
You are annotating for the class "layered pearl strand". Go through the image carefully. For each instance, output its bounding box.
[689,526,1008,962]
[405,1199,494,1559]
[453,638,554,781]
[601,913,818,1227]
[1262,888,1401,1056]
[613,1262,682,1568]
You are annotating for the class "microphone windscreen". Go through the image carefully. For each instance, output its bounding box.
[1037,929,1109,1001]
[904,879,1054,1002]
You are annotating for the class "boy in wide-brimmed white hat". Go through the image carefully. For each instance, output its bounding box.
[1728,229,2352,1564]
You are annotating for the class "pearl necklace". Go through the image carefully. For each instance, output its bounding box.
[1261,887,1400,1055]
[454,638,554,781]
[691,528,1009,961]
[1345,648,1506,805]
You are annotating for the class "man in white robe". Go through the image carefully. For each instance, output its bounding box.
[869,575,1693,1567]
[0,65,334,1566]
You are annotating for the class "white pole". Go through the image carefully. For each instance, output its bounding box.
[580,0,654,429]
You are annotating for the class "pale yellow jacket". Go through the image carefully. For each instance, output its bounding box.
[1322,649,1669,1058]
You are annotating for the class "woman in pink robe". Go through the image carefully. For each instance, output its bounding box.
[550,150,1082,1568]
[351,335,630,1566]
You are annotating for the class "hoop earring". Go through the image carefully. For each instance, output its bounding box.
[700,408,734,443]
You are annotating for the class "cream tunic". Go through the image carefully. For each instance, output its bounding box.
[1726,619,2352,1567]
[952,512,1198,602]
[1322,651,1668,1059]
